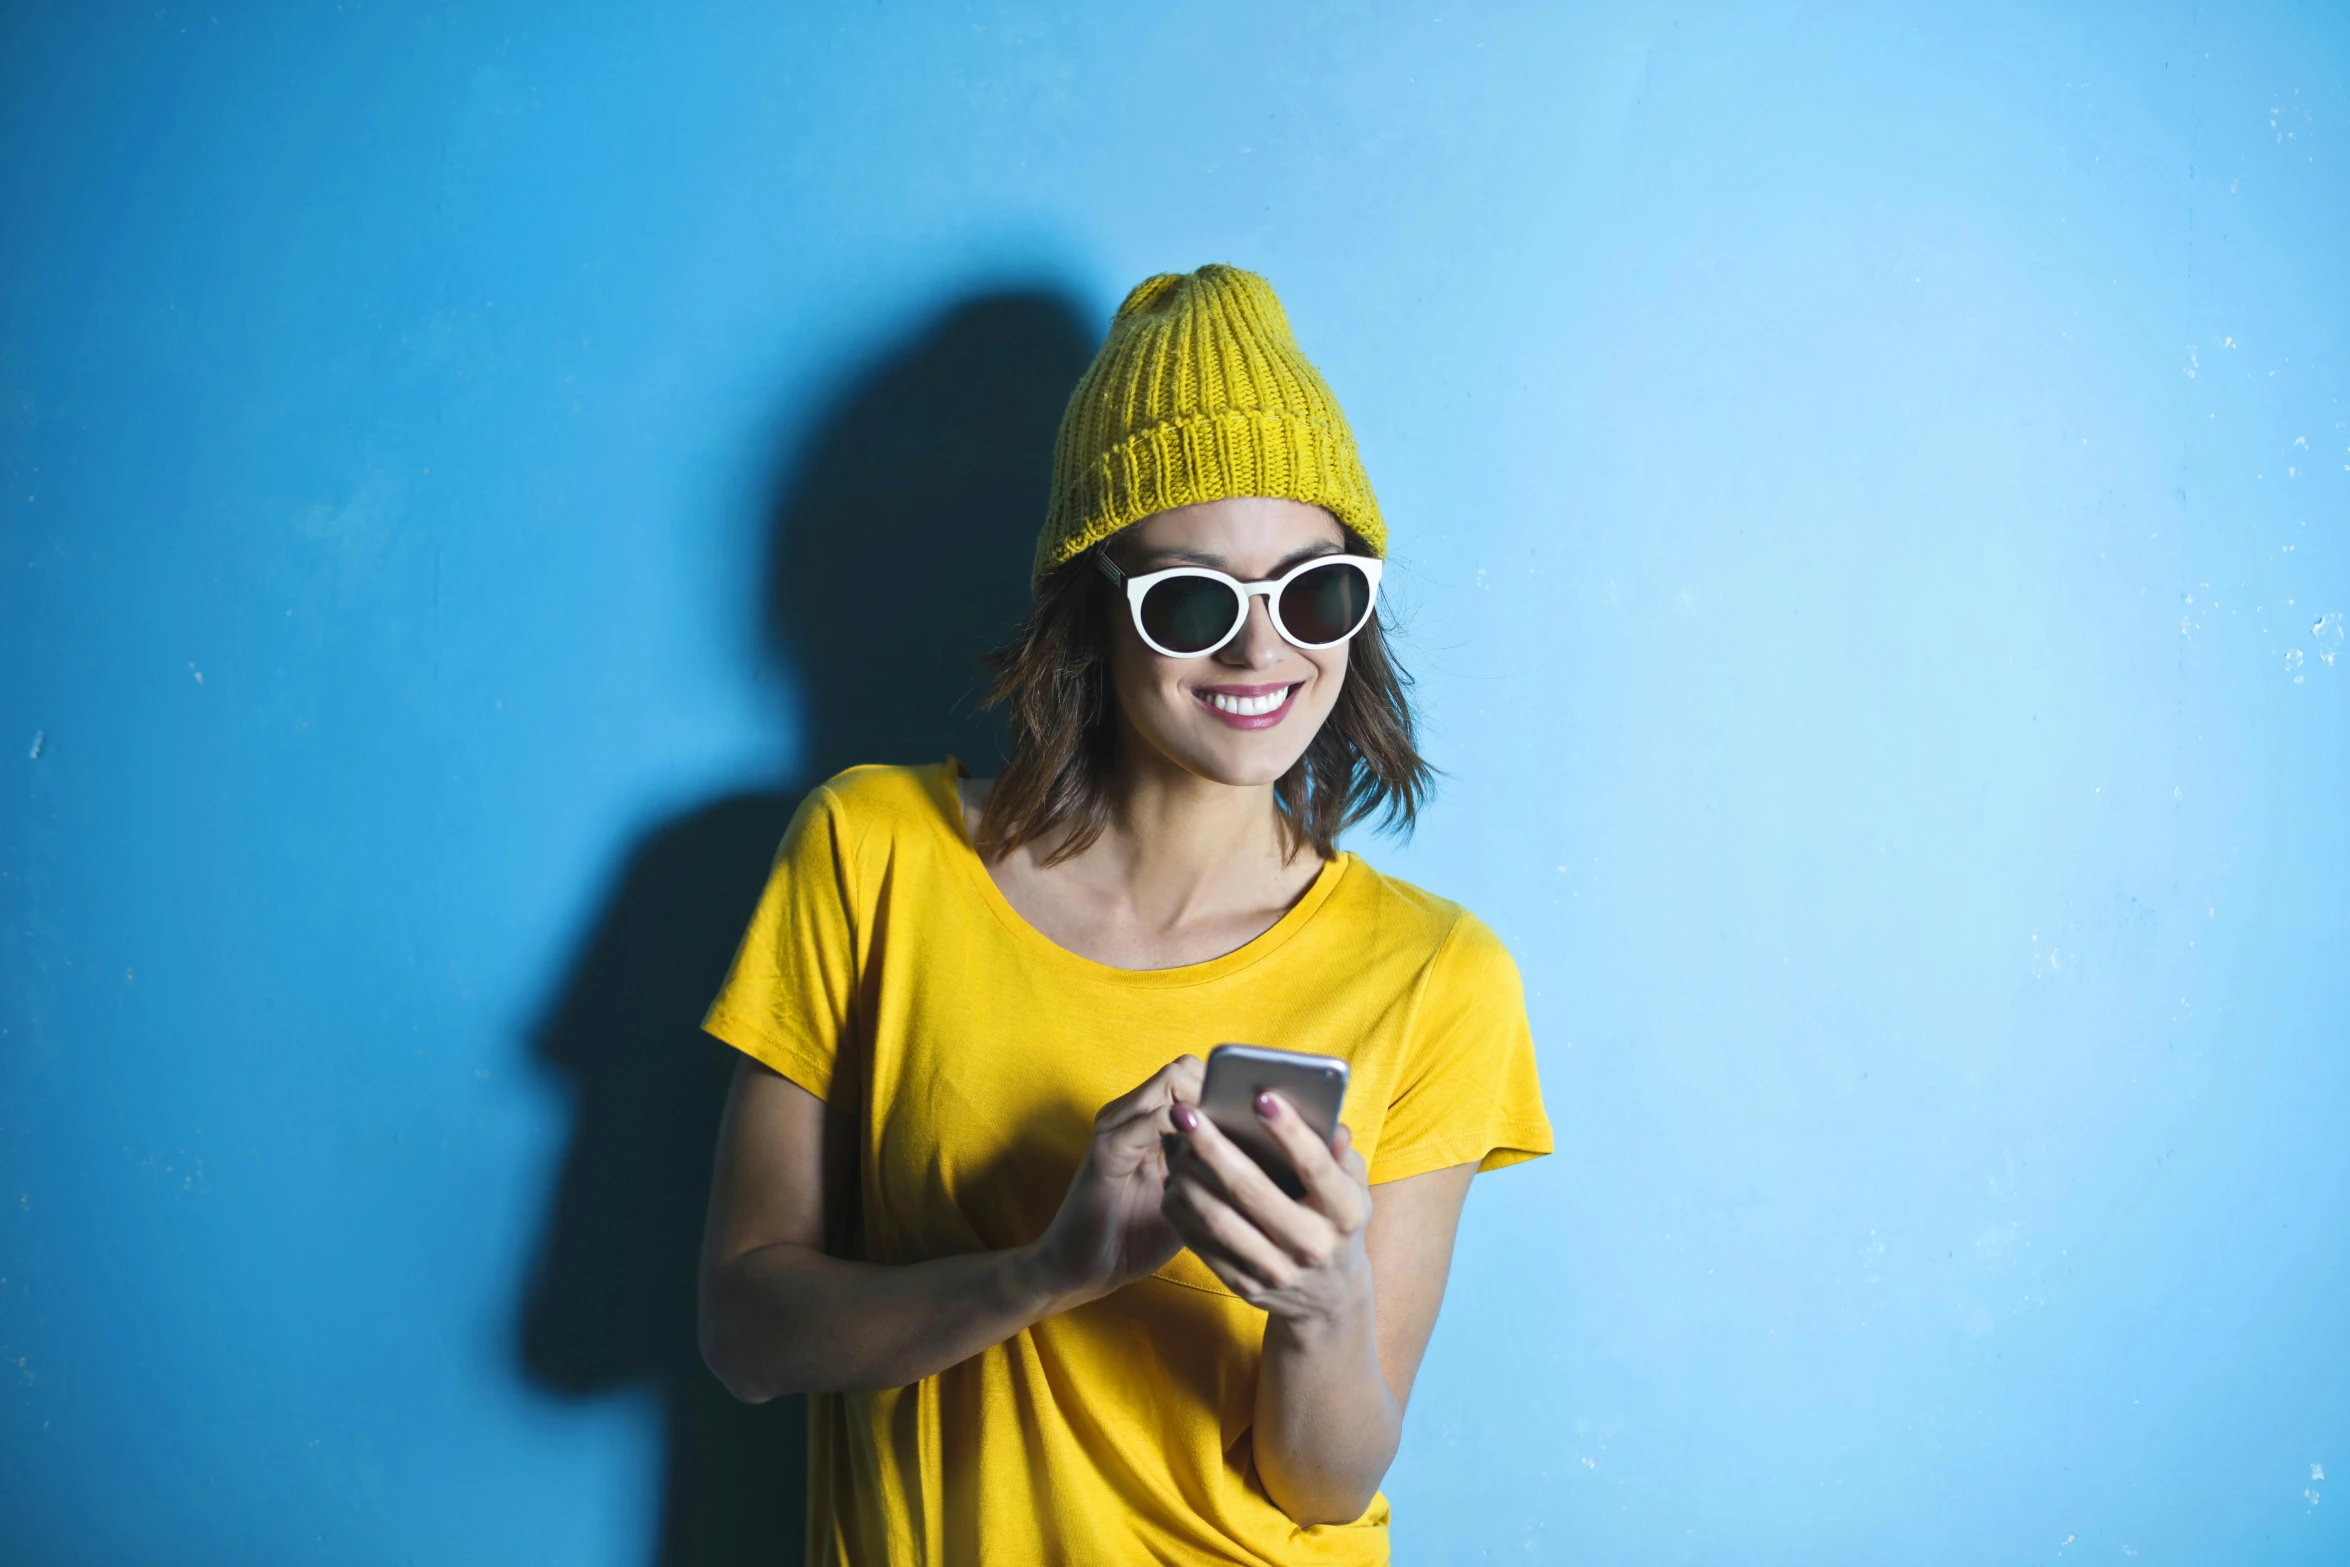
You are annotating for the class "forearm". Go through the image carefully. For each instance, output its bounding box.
[701,1240,1063,1401]
[1252,1289,1402,1527]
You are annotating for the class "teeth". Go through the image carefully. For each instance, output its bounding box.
[1208,688,1288,716]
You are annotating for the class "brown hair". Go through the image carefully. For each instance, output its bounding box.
[974,536,1432,865]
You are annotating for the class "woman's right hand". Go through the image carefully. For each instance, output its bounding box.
[1021,1055,1205,1309]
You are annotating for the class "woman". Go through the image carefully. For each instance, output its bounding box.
[698,265,1551,1564]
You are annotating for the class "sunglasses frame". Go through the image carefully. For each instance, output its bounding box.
[1096,549,1386,660]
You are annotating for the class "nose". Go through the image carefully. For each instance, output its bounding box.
[1217,591,1285,670]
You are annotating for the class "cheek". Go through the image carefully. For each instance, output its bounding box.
[1105,623,1189,726]
[1305,648,1350,705]
[1103,616,1151,698]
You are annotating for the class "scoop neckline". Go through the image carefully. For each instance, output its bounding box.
[928,759,1350,989]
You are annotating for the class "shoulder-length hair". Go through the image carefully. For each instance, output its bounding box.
[974,532,1432,865]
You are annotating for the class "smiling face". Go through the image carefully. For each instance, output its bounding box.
[1103,496,1356,790]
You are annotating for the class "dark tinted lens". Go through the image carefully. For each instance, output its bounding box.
[1139,574,1242,654]
[1278,560,1373,645]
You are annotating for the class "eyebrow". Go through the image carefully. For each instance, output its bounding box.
[1127,541,1346,576]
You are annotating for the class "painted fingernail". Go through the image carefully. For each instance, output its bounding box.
[1171,1103,1199,1132]
[1255,1090,1281,1119]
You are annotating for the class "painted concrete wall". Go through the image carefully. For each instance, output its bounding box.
[5,4,2345,1562]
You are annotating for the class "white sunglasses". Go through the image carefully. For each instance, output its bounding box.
[1097,549,1385,660]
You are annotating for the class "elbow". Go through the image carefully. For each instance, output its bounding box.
[697,1281,800,1405]
[706,1356,786,1407]
[1257,1433,1394,1528]
[700,1325,800,1405]
[1283,1493,1381,1531]
[1260,1465,1384,1529]
[698,1321,778,1405]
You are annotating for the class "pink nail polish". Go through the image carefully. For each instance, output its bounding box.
[1255,1090,1280,1119]
[1171,1103,1198,1132]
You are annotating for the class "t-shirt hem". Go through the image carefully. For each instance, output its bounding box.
[1368,1122,1554,1185]
[702,1008,836,1103]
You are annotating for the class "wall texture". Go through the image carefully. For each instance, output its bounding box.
[4,4,2346,1563]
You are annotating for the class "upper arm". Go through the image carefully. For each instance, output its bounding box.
[698,784,868,1286]
[1369,915,1553,1187]
[699,1055,835,1283]
[1362,1161,1478,1411]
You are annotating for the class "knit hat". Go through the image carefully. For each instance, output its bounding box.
[1031,265,1384,591]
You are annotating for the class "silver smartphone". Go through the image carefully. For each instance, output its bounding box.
[1197,1044,1350,1198]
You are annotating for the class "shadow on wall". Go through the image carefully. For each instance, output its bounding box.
[518,288,1098,1566]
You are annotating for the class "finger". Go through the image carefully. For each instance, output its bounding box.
[1162,1172,1294,1292]
[1165,1053,1205,1105]
[1157,1215,1278,1303]
[1253,1095,1367,1229]
[1102,1109,1179,1164]
[1336,1131,1369,1189]
[1180,1233,1281,1306]
[1076,1058,1214,1207]
[1171,1104,1334,1262]
[1097,1057,1206,1150]
[1109,1055,1204,1119]
[1164,1130,1255,1206]
[1334,1129,1372,1196]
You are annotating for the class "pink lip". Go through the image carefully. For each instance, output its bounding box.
[1194,681,1302,731]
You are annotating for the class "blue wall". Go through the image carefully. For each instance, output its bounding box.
[5,4,2346,1562]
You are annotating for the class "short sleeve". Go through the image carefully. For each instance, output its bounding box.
[1368,912,1554,1184]
[701,785,860,1101]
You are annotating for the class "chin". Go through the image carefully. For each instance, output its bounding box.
[1189,751,1303,788]
[1166,725,1317,788]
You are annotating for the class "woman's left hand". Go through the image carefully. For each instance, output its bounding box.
[1161,1092,1374,1326]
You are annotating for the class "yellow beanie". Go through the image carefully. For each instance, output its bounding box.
[1032,265,1385,590]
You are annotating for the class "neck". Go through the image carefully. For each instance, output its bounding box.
[1078,723,1312,924]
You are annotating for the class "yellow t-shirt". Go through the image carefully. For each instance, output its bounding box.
[703,762,1552,1566]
